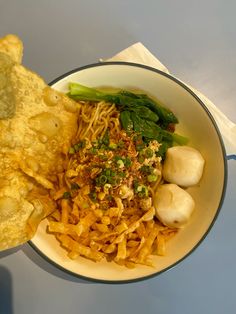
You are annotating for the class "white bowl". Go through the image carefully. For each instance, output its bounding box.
[30,62,227,283]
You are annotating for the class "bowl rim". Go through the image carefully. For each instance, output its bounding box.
[29,61,228,284]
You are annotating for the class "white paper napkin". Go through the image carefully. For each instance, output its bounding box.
[102,42,236,159]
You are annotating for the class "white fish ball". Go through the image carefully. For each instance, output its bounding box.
[163,146,205,187]
[153,183,195,228]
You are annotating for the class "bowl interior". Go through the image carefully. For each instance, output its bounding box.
[31,63,226,282]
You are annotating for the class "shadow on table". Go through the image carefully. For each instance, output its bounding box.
[0,266,13,314]
[0,246,21,259]
[22,244,93,284]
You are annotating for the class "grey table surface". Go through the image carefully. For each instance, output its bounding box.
[0,1,236,313]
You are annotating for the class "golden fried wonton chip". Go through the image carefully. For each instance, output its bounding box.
[0,34,23,64]
[0,35,24,119]
[0,34,79,250]
[0,52,16,119]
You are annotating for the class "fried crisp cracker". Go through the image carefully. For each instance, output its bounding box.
[0,34,79,251]
[0,35,23,119]
[0,52,16,119]
[0,34,23,63]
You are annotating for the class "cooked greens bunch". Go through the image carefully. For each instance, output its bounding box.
[68,83,188,155]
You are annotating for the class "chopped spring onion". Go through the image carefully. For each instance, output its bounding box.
[63,191,71,199]
[147,174,158,182]
[117,159,124,168]
[89,191,97,202]
[68,147,75,154]
[71,182,80,190]
[109,143,117,150]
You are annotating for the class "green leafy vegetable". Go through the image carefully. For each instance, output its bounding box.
[120,111,133,132]
[68,82,188,153]
[119,90,177,124]
[156,142,169,158]
[68,82,177,124]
